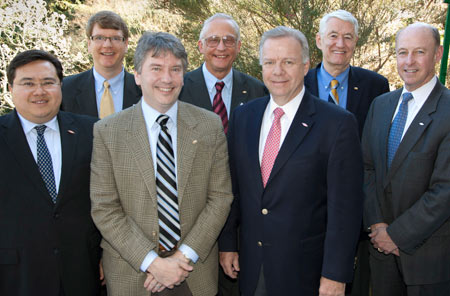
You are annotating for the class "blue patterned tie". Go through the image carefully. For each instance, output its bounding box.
[387,92,413,168]
[35,125,57,203]
[155,115,180,251]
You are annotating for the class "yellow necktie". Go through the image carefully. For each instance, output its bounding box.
[99,81,115,119]
[330,79,339,104]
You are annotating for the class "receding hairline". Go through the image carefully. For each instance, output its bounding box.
[396,23,441,49]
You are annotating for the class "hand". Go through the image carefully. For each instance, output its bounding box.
[219,251,240,279]
[369,223,399,255]
[146,256,193,289]
[99,260,106,286]
[144,272,166,293]
[319,276,345,296]
[170,250,190,264]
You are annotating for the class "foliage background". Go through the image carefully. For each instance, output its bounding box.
[1,0,448,114]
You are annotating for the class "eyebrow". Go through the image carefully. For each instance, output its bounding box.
[18,77,58,82]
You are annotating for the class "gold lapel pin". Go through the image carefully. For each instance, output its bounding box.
[242,90,247,94]
[192,140,198,144]
[419,122,424,126]
[67,130,75,134]
[354,87,358,90]
[302,122,308,127]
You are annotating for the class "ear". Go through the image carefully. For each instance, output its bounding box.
[435,45,444,63]
[236,39,242,54]
[134,69,141,86]
[315,33,322,50]
[198,39,204,53]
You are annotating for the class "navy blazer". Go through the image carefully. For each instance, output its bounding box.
[179,66,268,113]
[61,68,141,117]
[220,91,364,295]
[0,111,101,296]
[363,81,450,285]
[305,63,389,137]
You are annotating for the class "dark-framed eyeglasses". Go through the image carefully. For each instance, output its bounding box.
[15,81,61,91]
[203,35,237,48]
[90,35,126,44]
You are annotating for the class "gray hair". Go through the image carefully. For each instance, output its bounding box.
[396,22,441,49]
[199,13,240,42]
[259,26,310,64]
[134,31,188,74]
[319,10,359,38]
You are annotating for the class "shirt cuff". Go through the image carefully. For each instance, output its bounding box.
[140,250,158,272]
[179,244,199,263]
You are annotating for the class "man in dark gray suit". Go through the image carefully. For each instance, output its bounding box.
[61,10,141,118]
[363,23,450,296]
[179,13,267,296]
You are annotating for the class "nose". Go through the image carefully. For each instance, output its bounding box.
[160,68,173,83]
[336,36,345,47]
[405,53,415,65]
[272,62,284,75]
[216,39,226,50]
[32,84,47,94]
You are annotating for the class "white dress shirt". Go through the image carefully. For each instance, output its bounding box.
[202,63,233,118]
[393,76,437,140]
[17,114,62,193]
[139,99,198,272]
[259,87,305,163]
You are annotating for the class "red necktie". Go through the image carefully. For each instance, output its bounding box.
[261,107,285,187]
[213,82,228,134]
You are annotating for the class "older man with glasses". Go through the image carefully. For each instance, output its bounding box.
[61,10,141,118]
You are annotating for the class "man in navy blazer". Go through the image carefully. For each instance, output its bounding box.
[304,10,389,137]
[219,26,363,296]
[363,23,450,296]
[0,50,101,295]
[61,11,141,118]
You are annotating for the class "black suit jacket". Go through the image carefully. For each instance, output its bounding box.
[363,81,450,285]
[305,63,389,137]
[0,111,101,296]
[179,66,268,113]
[220,91,363,295]
[61,69,141,117]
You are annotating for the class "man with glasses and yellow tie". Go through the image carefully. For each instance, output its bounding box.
[62,10,141,118]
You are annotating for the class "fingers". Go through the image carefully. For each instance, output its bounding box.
[232,254,240,272]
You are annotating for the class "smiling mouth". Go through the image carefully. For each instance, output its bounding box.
[214,55,228,59]
[101,52,115,56]
[404,69,418,73]
[33,99,48,104]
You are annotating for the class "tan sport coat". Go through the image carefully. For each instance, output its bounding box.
[90,101,233,296]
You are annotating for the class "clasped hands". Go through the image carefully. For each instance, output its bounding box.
[144,250,193,293]
[369,222,399,256]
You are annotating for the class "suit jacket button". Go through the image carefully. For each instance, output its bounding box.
[257,241,263,247]
[261,209,268,215]
[53,213,60,219]
[152,231,157,237]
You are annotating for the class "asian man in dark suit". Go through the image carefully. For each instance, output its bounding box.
[179,13,267,296]
[363,23,450,296]
[0,50,101,296]
[61,10,141,118]
[304,11,390,295]
[219,26,363,296]
[179,13,267,134]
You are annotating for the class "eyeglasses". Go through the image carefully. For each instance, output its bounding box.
[203,35,237,48]
[15,81,61,91]
[90,35,126,44]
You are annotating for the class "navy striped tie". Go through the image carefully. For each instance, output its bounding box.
[155,115,180,251]
[35,125,57,203]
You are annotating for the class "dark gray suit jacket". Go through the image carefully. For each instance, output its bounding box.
[305,63,390,137]
[362,81,450,285]
[179,66,268,113]
[61,69,141,117]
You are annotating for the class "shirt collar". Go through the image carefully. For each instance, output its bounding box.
[402,76,437,105]
[202,63,233,93]
[17,112,59,134]
[141,99,178,131]
[268,86,305,122]
[93,67,125,93]
[319,63,350,88]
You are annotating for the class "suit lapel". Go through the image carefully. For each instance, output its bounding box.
[124,102,157,203]
[1,111,55,205]
[347,66,362,114]
[386,83,443,183]
[304,64,320,96]
[230,69,249,111]
[266,91,315,187]
[186,67,212,111]
[56,112,78,207]
[76,69,98,117]
[123,71,141,109]
[176,102,200,204]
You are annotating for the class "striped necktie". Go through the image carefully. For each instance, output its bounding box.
[329,79,339,105]
[35,125,57,203]
[155,115,180,251]
[213,81,228,134]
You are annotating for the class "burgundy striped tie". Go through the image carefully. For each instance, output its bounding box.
[213,81,228,134]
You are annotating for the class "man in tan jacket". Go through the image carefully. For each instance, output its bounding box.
[90,31,233,296]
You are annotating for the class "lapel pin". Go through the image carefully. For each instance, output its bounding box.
[239,102,244,106]
[242,90,247,94]
[354,87,358,90]
[419,122,424,126]
[192,140,198,144]
[67,129,75,134]
[301,122,308,127]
